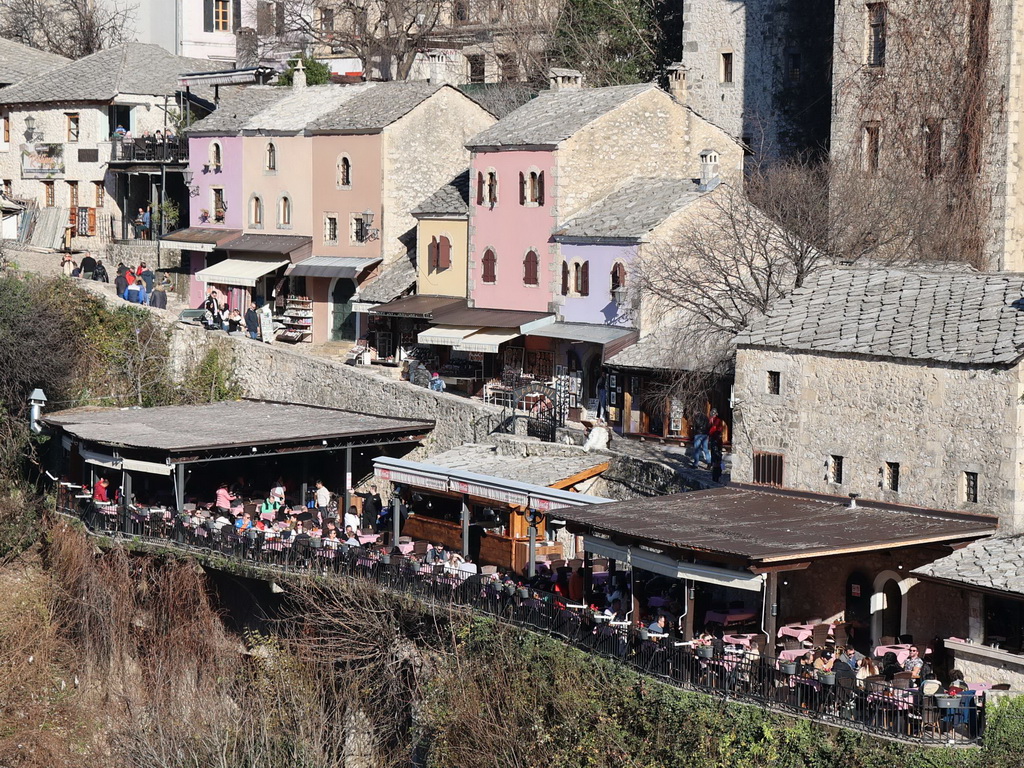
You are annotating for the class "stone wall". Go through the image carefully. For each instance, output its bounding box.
[733,346,1022,530]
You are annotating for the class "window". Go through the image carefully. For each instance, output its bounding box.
[523,250,539,285]
[923,119,942,179]
[94,181,104,208]
[477,170,497,206]
[866,3,887,67]
[611,262,627,301]
[862,122,880,175]
[964,471,979,504]
[257,0,285,35]
[43,181,54,207]
[250,195,263,227]
[351,213,367,243]
[265,141,276,171]
[829,455,844,485]
[573,261,589,296]
[486,170,497,204]
[499,54,518,83]
[66,113,80,142]
[753,452,784,486]
[468,54,485,84]
[337,155,351,187]
[67,181,78,228]
[454,0,470,22]
[522,170,544,205]
[428,236,452,272]
[787,52,801,83]
[984,594,1024,651]
[884,461,900,492]
[561,261,569,296]
[212,188,225,222]
[1,114,8,144]
[481,248,497,283]
[324,214,339,243]
[320,6,335,30]
[278,195,291,227]
[214,0,230,31]
[721,52,733,84]
[3,180,12,197]
[767,370,781,395]
[210,141,222,170]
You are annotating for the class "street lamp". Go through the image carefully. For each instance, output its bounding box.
[362,208,374,227]
[23,115,38,141]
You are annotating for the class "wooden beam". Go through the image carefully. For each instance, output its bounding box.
[548,461,611,490]
[749,562,812,574]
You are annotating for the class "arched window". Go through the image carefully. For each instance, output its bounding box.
[477,170,498,205]
[561,261,569,296]
[487,171,497,204]
[209,141,222,170]
[279,195,291,226]
[611,262,627,299]
[481,248,497,283]
[337,155,351,187]
[265,141,276,171]
[520,170,544,205]
[573,261,589,296]
[250,195,263,227]
[523,249,539,285]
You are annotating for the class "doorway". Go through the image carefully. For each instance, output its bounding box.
[330,278,356,342]
[845,571,872,650]
[880,578,903,639]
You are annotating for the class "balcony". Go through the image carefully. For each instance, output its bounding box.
[109,137,188,164]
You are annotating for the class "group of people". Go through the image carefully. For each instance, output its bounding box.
[202,289,260,339]
[112,261,168,307]
[132,206,152,240]
[65,252,108,282]
[690,408,726,481]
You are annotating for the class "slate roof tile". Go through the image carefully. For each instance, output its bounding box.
[0,38,68,86]
[412,170,470,217]
[554,177,706,240]
[913,535,1024,597]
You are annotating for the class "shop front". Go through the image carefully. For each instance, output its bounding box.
[366,294,465,366]
[286,256,381,345]
[158,226,242,308]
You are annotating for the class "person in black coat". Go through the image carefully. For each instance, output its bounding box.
[353,485,381,531]
[80,254,96,279]
[244,302,260,340]
[92,259,109,282]
[114,272,128,299]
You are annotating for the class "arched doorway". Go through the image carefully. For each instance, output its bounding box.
[870,570,910,642]
[330,278,356,342]
[845,571,872,649]
[880,579,903,638]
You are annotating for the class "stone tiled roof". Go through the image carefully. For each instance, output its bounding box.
[412,170,470,217]
[308,81,445,132]
[0,43,225,104]
[426,443,607,488]
[555,177,704,240]
[466,83,656,148]
[735,268,1024,365]
[0,38,69,86]
[187,86,287,134]
[912,535,1024,597]
[359,255,416,303]
[240,83,376,133]
[606,325,699,372]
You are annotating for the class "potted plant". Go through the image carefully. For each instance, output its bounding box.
[638,628,649,641]
[780,661,798,675]
[935,694,961,709]
[819,671,836,685]
[696,645,715,659]
[517,587,529,599]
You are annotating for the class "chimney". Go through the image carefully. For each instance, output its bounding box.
[847,492,859,509]
[548,68,583,92]
[666,62,686,104]
[28,388,46,434]
[293,59,307,90]
[235,27,259,69]
[697,148,720,191]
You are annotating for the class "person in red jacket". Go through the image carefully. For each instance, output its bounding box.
[92,477,110,502]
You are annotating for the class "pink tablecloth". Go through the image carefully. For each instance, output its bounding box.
[723,633,759,648]
[873,644,931,664]
[705,610,756,626]
[778,649,809,663]
[778,623,834,642]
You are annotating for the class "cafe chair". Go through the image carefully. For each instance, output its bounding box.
[811,623,832,647]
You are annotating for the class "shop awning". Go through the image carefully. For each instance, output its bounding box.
[289,256,381,279]
[80,447,173,476]
[220,233,313,259]
[195,257,288,288]
[582,535,766,592]
[417,325,481,347]
[370,295,465,319]
[158,227,241,252]
[528,322,635,345]
[432,304,554,332]
[455,327,520,353]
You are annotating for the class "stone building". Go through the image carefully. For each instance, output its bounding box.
[734,266,1024,683]
[0,38,67,90]
[678,0,833,160]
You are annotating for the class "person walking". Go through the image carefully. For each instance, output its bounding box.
[92,259,109,282]
[244,302,260,340]
[149,283,167,309]
[429,372,446,392]
[80,253,96,279]
[61,253,77,277]
[596,373,608,420]
[691,409,711,468]
[114,268,129,300]
[141,206,152,239]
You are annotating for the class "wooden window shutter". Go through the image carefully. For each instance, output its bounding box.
[477,172,484,205]
[524,251,538,285]
[561,261,569,295]
[204,0,215,32]
[482,249,496,282]
[439,236,451,269]
[428,237,438,272]
[233,0,241,30]
[537,172,544,206]
[581,261,590,296]
[88,207,96,236]
[519,172,525,205]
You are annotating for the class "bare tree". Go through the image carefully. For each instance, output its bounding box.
[0,0,137,60]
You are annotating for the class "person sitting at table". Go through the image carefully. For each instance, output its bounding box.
[92,477,110,502]
[425,542,446,565]
[235,512,254,532]
[918,664,942,693]
[344,526,361,546]
[947,669,968,695]
[814,649,834,673]
[648,614,669,637]
[881,651,902,682]
[446,551,466,570]
[836,645,863,673]
[799,651,816,678]
[344,505,361,536]
[902,646,925,677]
[214,482,236,514]
[603,598,626,621]
[856,656,880,684]
[213,512,233,530]
[324,529,341,548]
[259,495,280,520]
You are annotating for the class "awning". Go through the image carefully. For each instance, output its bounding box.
[196,257,288,288]
[433,304,554,332]
[455,327,520,353]
[417,325,480,347]
[158,227,241,252]
[583,535,766,592]
[528,322,635,345]
[289,256,381,279]
[370,295,465,319]
[80,447,172,476]
[220,233,312,256]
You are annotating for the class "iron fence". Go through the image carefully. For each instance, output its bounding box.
[110,138,188,163]
[57,490,983,746]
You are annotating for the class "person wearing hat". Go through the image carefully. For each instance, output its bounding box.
[429,372,446,392]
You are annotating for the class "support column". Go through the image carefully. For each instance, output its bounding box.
[583,549,593,605]
[174,464,185,510]
[391,495,401,550]
[343,447,352,520]
[121,470,132,534]
[764,572,779,655]
[527,520,537,579]
[300,455,309,509]
[461,497,469,557]
[683,580,695,640]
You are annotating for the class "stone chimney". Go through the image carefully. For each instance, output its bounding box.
[548,68,583,91]
[666,62,686,104]
[698,148,720,191]
[235,27,259,69]
[293,59,307,90]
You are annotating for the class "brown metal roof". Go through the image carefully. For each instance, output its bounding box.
[42,400,433,455]
[370,295,465,318]
[160,227,241,246]
[433,303,553,330]
[554,485,996,564]
[221,234,313,256]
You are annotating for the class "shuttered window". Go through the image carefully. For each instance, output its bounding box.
[438,236,451,270]
[482,249,496,283]
[523,250,538,285]
[561,261,569,295]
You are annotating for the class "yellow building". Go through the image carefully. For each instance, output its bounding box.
[412,170,470,298]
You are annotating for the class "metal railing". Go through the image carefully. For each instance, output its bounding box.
[56,491,983,746]
[110,137,188,163]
